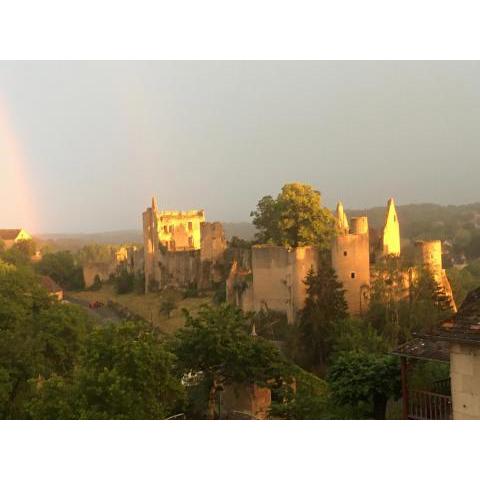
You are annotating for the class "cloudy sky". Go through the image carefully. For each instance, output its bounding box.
[1,61,479,233]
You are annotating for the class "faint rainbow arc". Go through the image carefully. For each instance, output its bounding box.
[0,95,38,233]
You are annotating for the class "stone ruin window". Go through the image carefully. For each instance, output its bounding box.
[343,251,348,256]
[188,221,193,231]
[163,226,168,233]
[351,272,356,279]
[188,236,194,247]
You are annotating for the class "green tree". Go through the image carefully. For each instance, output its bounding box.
[172,304,291,419]
[251,183,336,250]
[296,263,348,374]
[36,251,85,290]
[114,269,134,294]
[327,352,401,419]
[367,259,453,349]
[269,367,329,419]
[160,296,177,318]
[0,260,90,418]
[72,320,183,419]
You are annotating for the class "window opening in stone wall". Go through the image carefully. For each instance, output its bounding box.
[351,272,356,279]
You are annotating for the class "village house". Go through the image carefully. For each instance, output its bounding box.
[0,228,32,249]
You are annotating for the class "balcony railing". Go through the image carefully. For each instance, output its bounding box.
[408,390,452,420]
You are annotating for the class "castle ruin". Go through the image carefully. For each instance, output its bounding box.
[226,197,456,321]
[142,197,227,292]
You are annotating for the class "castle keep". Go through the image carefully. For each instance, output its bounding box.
[143,197,226,292]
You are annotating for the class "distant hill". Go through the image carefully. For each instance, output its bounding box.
[35,203,480,253]
[347,202,480,240]
[222,222,256,241]
[36,230,143,250]
[36,222,257,250]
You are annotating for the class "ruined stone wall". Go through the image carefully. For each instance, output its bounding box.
[83,262,117,288]
[200,222,227,263]
[158,250,202,289]
[143,207,157,291]
[251,245,319,324]
[450,343,480,419]
[222,383,271,419]
[332,217,370,316]
[156,209,205,251]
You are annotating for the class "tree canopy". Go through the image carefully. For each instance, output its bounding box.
[172,304,291,418]
[251,183,336,250]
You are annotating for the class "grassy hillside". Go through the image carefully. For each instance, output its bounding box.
[68,285,213,335]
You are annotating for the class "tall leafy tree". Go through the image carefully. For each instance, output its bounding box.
[327,351,401,420]
[0,260,90,418]
[36,251,85,290]
[73,320,184,419]
[251,183,336,250]
[172,304,291,419]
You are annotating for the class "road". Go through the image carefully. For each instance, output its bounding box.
[64,295,122,324]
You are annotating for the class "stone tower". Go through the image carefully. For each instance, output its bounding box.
[415,240,457,312]
[382,198,400,257]
[336,201,349,234]
[331,213,370,316]
[142,196,159,292]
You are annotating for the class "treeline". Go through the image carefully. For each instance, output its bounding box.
[349,202,480,259]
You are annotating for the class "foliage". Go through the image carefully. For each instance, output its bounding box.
[75,244,114,265]
[250,183,336,250]
[89,274,102,291]
[159,296,177,318]
[228,236,254,249]
[327,352,401,419]
[15,239,37,257]
[269,367,329,419]
[367,260,453,350]
[0,242,33,267]
[295,263,348,373]
[448,262,480,306]
[114,269,134,294]
[28,320,184,420]
[172,304,291,418]
[212,282,226,305]
[73,320,184,419]
[0,260,91,418]
[36,251,85,290]
[133,271,146,294]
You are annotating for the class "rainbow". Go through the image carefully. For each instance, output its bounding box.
[0,95,37,233]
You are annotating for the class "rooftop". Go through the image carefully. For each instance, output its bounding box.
[39,275,63,293]
[435,287,480,344]
[0,229,22,240]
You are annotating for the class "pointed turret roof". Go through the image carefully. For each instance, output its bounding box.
[336,201,349,234]
[382,197,400,256]
[151,196,158,212]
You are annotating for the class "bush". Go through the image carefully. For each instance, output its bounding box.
[114,270,134,295]
[89,275,102,291]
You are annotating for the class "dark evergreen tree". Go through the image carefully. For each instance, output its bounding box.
[297,260,348,374]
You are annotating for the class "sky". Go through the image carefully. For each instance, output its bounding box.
[1,61,479,234]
